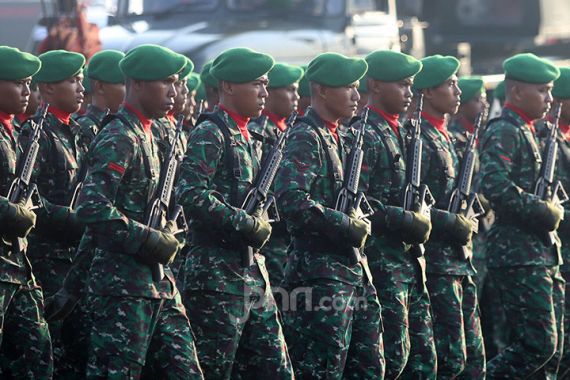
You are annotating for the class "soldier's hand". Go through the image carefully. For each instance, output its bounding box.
[236,212,272,249]
[1,199,36,239]
[532,200,564,232]
[138,227,181,266]
[401,210,432,244]
[344,208,371,248]
[449,214,474,246]
[44,288,79,322]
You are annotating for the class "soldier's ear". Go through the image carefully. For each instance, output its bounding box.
[368,78,381,94]
[39,82,54,97]
[220,80,233,95]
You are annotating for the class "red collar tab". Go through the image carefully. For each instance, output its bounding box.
[48,105,72,125]
[0,111,14,136]
[167,111,177,126]
[422,111,449,140]
[369,105,400,137]
[220,104,250,141]
[324,119,339,142]
[559,123,570,140]
[124,102,153,133]
[263,110,287,132]
[15,113,28,123]
[505,102,535,124]
[460,116,475,134]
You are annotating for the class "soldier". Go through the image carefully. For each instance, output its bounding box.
[183,72,201,129]
[479,53,563,378]
[18,49,86,377]
[359,50,437,379]
[356,76,368,115]
[176,47,293,379]
[200,60,219,111]
[297,64,310,115]
[0,45,52,378]
[413,55,486,378]
[75,44,203,378]
[75,49,126,154]
[274,52,385,378]
[547,67,570,377]
[247,62,303,288]
[14,77,41,128]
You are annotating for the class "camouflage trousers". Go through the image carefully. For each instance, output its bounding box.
[426,273,486,379]
[373,266,437,380]
[86,292,204,379]
[283,278,385,379]
[558,269,570,378]
[261,234,290,289]
[0,282,52,379]
[486,265,565,379]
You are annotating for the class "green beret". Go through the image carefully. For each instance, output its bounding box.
[494,80,505,102]
[211,47,275,83]
[35,50,85,83]
[413,55,460,90]
[119,44,186,81]
[186,72,201,92]
[298,65,310,97]
[82,66,91,93]
[552,67,570,99]
[503,53,560,84]
[88,50,125,84]
[200,61,218,89]
[307,52,367,87]
[359,77,368,93]
[268,63,303,89]
[0,46,41,81]
[178,56,195,81]
[195,82,207,102]
[459,77,485,103]
[365,50,422,82]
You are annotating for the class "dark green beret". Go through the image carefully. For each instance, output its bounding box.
[414,55,460,90]
[494,80,505,102]
[268,63,303,89]
[200,61,218,89]
[88,50,125,84]
[211,47,274,83]
[82,66,91,93]
[178,56,195,81]
[552,67,570,99]
[307,52,367,87]
[0,46,41,81]
[119,44,186,81]
[298,65,310,97]
[503,53,560,84]
[195,82,207,102]
[186,72,201,92]
[459,77,485,103]
[35,50,85,83]
[365,50,422,82]
[359,77,368,93]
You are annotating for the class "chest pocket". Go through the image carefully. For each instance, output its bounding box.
[43,126,79,202]
[372,122,406,203]
[520,127,542,180]
[425,130,457,205]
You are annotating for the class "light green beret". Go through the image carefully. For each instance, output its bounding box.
[178,56,195,81]
[211,47,275,83]
[195,82,207,102]
[459,77,485,103]
[552,67,570,99]
[82,66,91,93]
[0,46,41,81]
[186,72,201,92]
[359,77,368,93]
[494,80,505,102]
[298,64,310,97]
[414,55,460,90]
[307,53,367,87]
[119,44,186,81]
[35,50,85,83]
[365,50,422,82]
[200,61,218,89]
[88,50,125,84]
[268,63,303,89]
[503,53,560,84]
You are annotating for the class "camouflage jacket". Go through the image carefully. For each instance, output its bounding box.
[75,106,176,299]
[274,107,366,286]
[420,118,476,275]
[0,121,36,285]
[358,109,419,281]
[19,112,83,261]
[75,104,108,155]
[153,115,187,164]
[479,107,560,267]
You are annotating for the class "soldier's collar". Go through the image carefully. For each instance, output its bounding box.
[123,102,153,133]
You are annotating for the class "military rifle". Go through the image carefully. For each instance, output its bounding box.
[534,102,569,246]
[447,111,486,260]
[403,95,435,257]
[145,115,188,281]
[240,111,297,266]
[5,104,49,252]
[335,107,374,264]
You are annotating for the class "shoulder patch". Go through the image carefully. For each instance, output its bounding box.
[107,162,126,175]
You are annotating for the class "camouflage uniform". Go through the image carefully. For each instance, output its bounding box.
[75,104,108,154]
[176,107,293,379]
[420,116,486,379]
[75,106,203,379]
[357,109,437,379]
[480,107,564,378]
[248,115,290,288]
[274,107,385,379]
[0,119,52,378]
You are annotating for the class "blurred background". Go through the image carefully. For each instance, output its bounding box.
[1,0,569,86]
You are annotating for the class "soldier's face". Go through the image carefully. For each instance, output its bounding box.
[47,74,85,114]
[184,90,197,118]
[373,77,413,114]
[323,82,360,120]
[516,82,553,120]
[26,85,41,116]
[172,78,188,115]
[228,76,269,118]
[138,74,178,118]
[267,83,299,118]
[560,98,570,123]
[0,77,32,115]
[461,92,488,123]
[428,75,461,115]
